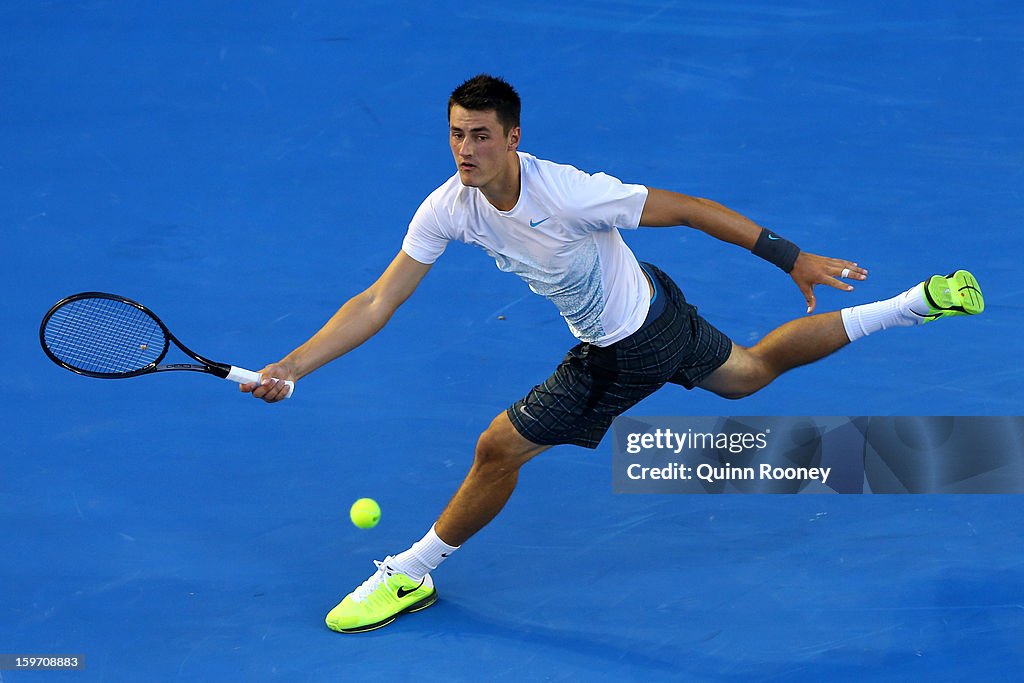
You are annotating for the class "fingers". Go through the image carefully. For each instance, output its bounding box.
[832,262,868,283]
[802,285,817,314]
[792,255,868,314]
[802,257,867,294]
[824,262,868,292]
[240,363,295,403]
[251,377,291,403]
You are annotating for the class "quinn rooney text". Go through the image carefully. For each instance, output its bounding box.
[627,462,833,484]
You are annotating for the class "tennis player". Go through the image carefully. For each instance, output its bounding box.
[242,74,984,633]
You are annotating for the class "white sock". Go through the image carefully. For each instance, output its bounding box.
[389,525,459,581]
[840,282,929,342]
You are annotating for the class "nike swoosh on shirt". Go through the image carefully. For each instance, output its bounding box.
[529,217,550,228]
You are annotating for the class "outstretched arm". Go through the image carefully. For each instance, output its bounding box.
[243,250,432,402]
[640,187,867,313]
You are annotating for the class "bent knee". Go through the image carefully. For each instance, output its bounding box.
[473,415,546,471]
[472,432,522,477]
[716,378,768,400]
[699,345,775,399]
[718,386,758,400]
[722,369,774,399]
[474,428,509,462]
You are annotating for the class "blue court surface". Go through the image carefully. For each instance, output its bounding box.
[4,2,1023,681]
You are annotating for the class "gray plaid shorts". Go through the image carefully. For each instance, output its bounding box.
[506,263,733,449]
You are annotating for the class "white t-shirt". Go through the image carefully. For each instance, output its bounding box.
[401,151,650,346]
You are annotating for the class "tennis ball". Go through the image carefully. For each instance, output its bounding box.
[349,498,381,529]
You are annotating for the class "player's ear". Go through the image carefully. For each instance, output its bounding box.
[507,126,521,151]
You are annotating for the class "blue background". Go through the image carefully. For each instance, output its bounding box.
[3,1,1022,680]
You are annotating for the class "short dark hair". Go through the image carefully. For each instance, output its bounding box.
[448,74,521,134]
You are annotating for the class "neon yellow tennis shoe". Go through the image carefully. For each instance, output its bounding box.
[918,270,985,322]
[325,556,437,633]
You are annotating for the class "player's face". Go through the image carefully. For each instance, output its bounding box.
[449,105,520,189]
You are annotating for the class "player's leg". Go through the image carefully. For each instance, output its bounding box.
[697,270,986,399]
[324,413,547,634]
[323,298,681,634]
[696,312,849,399]
[435,412,550,546]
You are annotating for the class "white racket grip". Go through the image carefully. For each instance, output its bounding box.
[227,366,295,399]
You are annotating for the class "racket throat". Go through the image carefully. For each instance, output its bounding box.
[160,362,230,376]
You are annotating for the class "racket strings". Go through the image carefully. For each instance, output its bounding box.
[43,297,167,375]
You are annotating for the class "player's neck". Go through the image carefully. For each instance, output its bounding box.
[479,154,521,212]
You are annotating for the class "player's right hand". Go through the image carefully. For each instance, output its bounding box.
[240,362,296,403]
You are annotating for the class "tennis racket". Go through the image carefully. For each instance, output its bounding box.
[39,292,294,398]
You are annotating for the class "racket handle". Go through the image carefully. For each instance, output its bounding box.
[226,366,295,399]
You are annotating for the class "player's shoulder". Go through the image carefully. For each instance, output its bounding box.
[423,170,464,203]
[413,170,468,220]
[521,151,631,206]
[522,152,629,191]
[521,151,591,180]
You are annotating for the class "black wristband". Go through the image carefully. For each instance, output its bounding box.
[752,228,800,273]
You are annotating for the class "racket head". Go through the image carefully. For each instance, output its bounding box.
[40,292,171,379]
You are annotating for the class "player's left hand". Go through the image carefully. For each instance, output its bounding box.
[789,252,868,314]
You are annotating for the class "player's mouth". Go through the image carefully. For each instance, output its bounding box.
[459,162,476,171]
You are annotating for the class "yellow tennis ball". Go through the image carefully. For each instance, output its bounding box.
[349,498,381,529]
